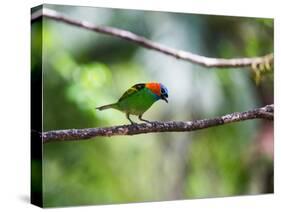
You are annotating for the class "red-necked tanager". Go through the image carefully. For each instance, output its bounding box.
[96,82,168,124]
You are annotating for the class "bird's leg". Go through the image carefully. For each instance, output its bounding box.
[126,113,136,125]
[138,114,152,123]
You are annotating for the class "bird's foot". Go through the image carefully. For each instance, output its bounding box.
[126,114,137,125]
[138,115,153,124]
[141,119,152,124]
[129,120,137,125]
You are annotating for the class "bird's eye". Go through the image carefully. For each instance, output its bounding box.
[161,88,165,94]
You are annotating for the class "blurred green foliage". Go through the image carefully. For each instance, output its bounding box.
[32,5,273,207]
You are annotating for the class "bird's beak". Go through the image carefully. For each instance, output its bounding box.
[161,95,168,103]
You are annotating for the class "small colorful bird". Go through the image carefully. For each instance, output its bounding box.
[96,82,169,124]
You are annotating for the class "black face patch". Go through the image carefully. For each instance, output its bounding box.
[135,83,145,90]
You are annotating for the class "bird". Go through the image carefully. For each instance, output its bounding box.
[96,82,168,124]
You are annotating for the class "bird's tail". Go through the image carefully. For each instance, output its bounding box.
[96,103,118,111]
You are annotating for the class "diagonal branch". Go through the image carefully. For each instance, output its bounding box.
[42,104,273,143]
[31,8,273,69]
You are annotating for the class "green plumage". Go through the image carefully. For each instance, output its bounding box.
[97,84,157,115]
[97,83,168,124]
[117,88,158,115]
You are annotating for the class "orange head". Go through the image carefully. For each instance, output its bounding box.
[145,82,169,103]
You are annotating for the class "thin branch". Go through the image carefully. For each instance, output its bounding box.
[42,104,273,143]
[31,8,273,69]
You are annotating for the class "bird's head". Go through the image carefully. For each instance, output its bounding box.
[145,82,169,103]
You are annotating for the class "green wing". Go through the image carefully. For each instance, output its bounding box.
[118,83,145,102]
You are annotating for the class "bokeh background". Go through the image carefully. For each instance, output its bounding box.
[31,4,273,207]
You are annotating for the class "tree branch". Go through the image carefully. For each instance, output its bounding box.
[31,8,273,69]
[42,104,273,143]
